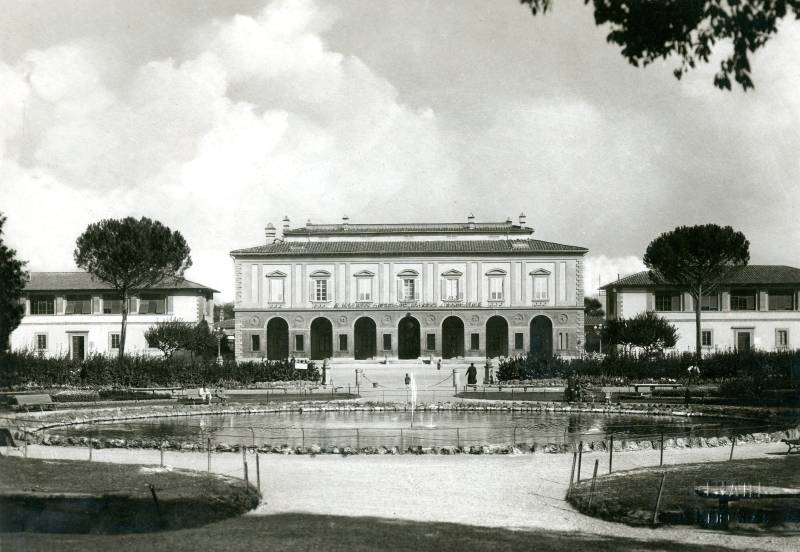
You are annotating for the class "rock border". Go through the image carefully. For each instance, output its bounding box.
[6,399,799,456]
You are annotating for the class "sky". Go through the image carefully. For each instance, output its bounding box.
[1,0,798,302]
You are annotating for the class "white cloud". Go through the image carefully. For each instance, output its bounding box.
[0,0,461,301]
[583,255,646,297]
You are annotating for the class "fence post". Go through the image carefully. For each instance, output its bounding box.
[729,435,736,461]
[652,472,667,526]
[301,428,305,449]
[609,435,613,474]
[160,442,164,467]
[588,459,599,509]
[147,483,163,526]
[577,442,583,483]
[242,446,249,485]
[660,432,664,466]
[512,426,517,448]
[207,438,211,472]
[567,451,577,498]
[400,428,403,454]
[256,453,261,493]
[356,428,360,450]
[457,428,461,450]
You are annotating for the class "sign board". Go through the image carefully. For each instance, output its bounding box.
[294,358,309,370]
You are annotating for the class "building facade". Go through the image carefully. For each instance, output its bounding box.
[601,265,800,353]
[230,216,587,361]
[10,272,217,359]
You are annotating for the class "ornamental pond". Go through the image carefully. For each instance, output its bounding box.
[58,409,778,450]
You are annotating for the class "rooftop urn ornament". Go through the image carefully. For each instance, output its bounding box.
[282,216,290,231]
[467,213,475,229]
[519,212,527,226]
[342,214,349,230]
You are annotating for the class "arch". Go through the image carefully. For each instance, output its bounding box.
[397,315,421,359]
[266,317,289,360]
[310,317,333,360]
[530,315,553,357]
[397,269,419,277]
[486,315,508,358]
[441,316,465,359]
[353,317,377,360]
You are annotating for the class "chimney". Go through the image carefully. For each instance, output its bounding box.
[282,216,290,233]
[306,219,312,226]
[264,223,276,243]
[519,212,527,226]
[467,213,475,229]
[342,214,350,230]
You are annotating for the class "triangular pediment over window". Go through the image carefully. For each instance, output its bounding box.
[266,270,287,278]
[530,269,551,276]
[309,270,331,278]
[441,269,463,277]
[485,269,507,276]
[397,269,419,277]
[353,270,375,277]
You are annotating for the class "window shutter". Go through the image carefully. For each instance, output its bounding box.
[646,292,654,311]
[440,279,445,301]
[308,280,313,302]
[92,297,100,314]
[167,296,174,314]
[138,298,147,314]
[414,282,419,301]
[396,280,401,302]
[55,297,63,315]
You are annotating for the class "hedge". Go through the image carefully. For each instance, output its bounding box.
[0,352,320,390]
[497,349,800,386]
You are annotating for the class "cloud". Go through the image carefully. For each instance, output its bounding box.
[0,0,461,301]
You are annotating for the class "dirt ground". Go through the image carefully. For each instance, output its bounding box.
[11,439,799,550]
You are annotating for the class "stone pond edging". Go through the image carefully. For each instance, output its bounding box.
[5,400,799,456]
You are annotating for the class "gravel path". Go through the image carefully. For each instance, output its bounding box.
[18,440,799,550]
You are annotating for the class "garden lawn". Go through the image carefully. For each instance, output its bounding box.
[568,454,800,528]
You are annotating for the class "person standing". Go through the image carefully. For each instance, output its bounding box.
[437,358,441,371]
[466,363,477,385]
[404,373,411,386]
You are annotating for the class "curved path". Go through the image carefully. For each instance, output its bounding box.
[15,439,799,550]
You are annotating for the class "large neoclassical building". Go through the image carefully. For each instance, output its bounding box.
[230,216,587,361]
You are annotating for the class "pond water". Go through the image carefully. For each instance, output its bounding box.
[61,410,774,449]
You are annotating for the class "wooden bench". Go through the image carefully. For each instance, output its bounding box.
[694,484,800,507]
[177,388,227,405]
[12,394,54,412]
[127,387,184,396]
[782,438,800,454]
[632,383,683,394]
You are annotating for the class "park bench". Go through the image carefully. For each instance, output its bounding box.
[694,483,800,510]
[12,394,54,412]
[781,438,800,454]
[631,383,683,394]
[127,386,184,397]
[177,388,227,405]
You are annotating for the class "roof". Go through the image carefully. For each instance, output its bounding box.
[601,265,800,289]
[24,272,219,293]
[231,239,587,257]
[284,221,532,236]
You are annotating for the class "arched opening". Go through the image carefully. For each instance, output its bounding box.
[353,317,377,360]
[486,316,508,358]
[310,317,333,360]
[397,315,420,359]
[441,316,465,359]
[530,315,553,357]
[266,317,289,360]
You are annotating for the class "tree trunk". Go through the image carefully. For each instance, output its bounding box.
[119,293,128,363]
[694,292,702,365]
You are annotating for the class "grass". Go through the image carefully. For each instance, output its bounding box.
[0,512,768,552]
[0,456,258,533]
[568,454,800,529]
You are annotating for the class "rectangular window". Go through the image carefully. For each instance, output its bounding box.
[357,278,372,301]
[700,294,719,311]
[110,333,121,350]
[138,295,166,314]
[65,295,92,315]
[470,333,480,351]
[36,334,47,351]
[514,333,524,350]
[444,279,461,300]
[383,334,392,351]
[402,279,416,301]
[339,334,348,352]
[314,279,328,302]
[426,333,436,350]
[489,277,503,301]
[269,278,284,303]
[295,334,304,352]
[558,332,569,350]
[30,295,56,315]
[769,291,794,311]
[655,292,681,312]
[251,334,261,352]
[701,330,713,348]
[533,276,548,301]
[730,290,756,311]
[103,296,122,314]
[777,329,789,349]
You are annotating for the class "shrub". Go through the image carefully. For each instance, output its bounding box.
[51,389,100,402]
